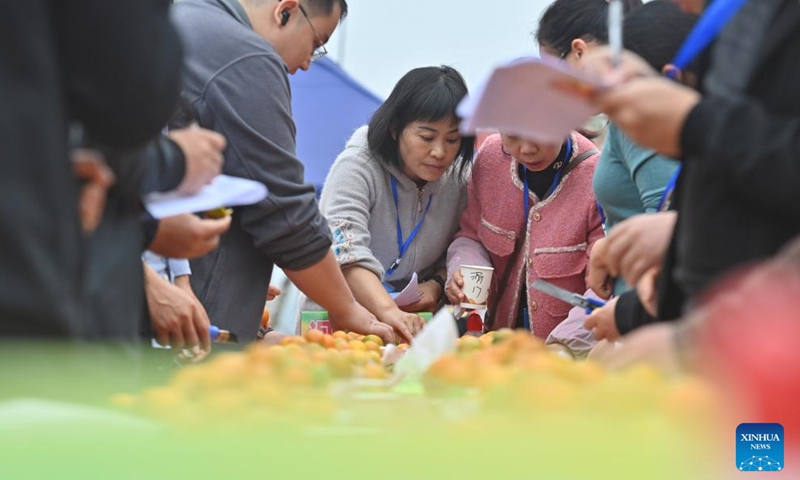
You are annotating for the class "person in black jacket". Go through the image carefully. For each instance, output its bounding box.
[0,1,182,340]
[585,0,800,338]
[82,125,230,347]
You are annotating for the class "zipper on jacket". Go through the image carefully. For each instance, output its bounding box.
[417,188,424,213]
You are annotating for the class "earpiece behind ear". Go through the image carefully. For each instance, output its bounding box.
[280,10,290,26]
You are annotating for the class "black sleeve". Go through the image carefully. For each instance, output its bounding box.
[140,208,161,252]
[680,95,800,221]
[93,136,185,200]
[54,0,182,149]
[138,137,186,195]
[614,289,657,336]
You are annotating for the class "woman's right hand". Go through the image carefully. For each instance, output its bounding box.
[379,309,425,344]
[588,237,614,300]
[446,269,466,305]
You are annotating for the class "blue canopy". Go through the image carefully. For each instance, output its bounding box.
[290,58,383,194]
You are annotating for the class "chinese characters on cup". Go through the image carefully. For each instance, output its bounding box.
[459,265,495,310]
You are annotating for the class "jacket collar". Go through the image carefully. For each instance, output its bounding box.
[214,0,252,28]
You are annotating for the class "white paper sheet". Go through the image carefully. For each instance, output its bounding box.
[389,272,421,307]
[142,174,268,219]
[457,56,608,144]
[394,307,458,379]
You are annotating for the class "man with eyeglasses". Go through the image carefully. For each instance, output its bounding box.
[171,0,396,345]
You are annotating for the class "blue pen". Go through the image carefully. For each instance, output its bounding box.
[209,325,238,343]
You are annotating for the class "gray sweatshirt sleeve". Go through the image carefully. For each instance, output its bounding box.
[320,152,385,279]
[200,55,332,270]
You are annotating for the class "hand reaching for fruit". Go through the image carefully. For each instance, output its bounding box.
[378,308,424,344]
[328,301,395,346]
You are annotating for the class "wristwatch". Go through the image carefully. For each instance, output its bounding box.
[256,325,274,340]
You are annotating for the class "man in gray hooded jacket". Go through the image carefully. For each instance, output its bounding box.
[172,0,394,343]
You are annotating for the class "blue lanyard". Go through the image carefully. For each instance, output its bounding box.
[521,138,572,331]
[655,1,746,211]
[386,175,433,276]
[670,0,751,72]
[657,166,682,212]
[523,138,572,217]
[596,201,607,234]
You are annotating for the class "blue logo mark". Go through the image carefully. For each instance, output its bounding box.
[737,423,784,472]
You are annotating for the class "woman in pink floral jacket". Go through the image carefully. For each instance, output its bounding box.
[446,132,603,340]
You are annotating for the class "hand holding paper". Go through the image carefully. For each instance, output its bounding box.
[457,56,608,144]
[143,174,268,219]
[390,272,421,307]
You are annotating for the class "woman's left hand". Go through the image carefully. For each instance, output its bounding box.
[401,279,442,313]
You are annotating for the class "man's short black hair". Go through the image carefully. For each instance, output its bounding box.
[367,66,473,177]
[303,0,348,20]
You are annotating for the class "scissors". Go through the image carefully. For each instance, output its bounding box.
[531,280,605,314]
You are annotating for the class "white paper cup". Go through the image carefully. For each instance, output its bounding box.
[459,265,494,309]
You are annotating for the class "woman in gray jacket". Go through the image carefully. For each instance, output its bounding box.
[319,66,473,343]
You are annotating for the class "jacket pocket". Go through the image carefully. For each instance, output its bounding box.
[530,245,588,318]
[477,218,517,257]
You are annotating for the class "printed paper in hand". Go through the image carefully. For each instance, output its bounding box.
[457,56,608,144]
[142,174,268,219]
[390,272,421,307]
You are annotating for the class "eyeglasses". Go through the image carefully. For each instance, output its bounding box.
[297,4,328,61]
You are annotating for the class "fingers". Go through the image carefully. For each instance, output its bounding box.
[636,267,660,317]
[592,85,634,120]
[78,183,108,233]
[372,322,396,345]
[73,152,116,234]
[584,313,598,332]
[605,227,637,277]
[597,281,614,301]
[445,286,459,305]
[72,154,116,187]
[587,267,613,300]
[394,320,414,344]
[403,314,425,337]
[170,325,185,350]
[194,302,212,353]
[446,270,466,304]
[593,327,608,342]
[200,216,232,236]
[267,285,282,301]
[202,129,227,152]
[171,128,227,193]
[190,216,232,257]
[584,48,659,88]
[624,256,650,287]
[155,327,171,350]
[182,311,201,352]
[584,300,615,341]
